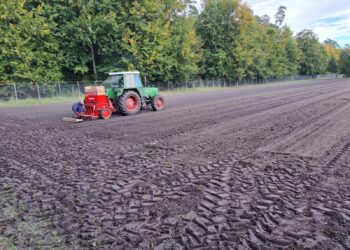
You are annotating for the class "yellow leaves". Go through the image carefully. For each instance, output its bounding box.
[324,44,341,60]
[236,2,258,39]
[129,2,146,16]
[121,31,138,55]
[127,64,136,71]
[237,2,255,26]
[143,0,162,13]
[146,52,157,65]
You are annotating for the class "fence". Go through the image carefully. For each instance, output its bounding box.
[0,81,103,102]
[0,74,345,102]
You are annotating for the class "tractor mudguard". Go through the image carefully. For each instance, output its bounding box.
[142,87,159,98]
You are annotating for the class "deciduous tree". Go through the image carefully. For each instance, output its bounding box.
[339,49,350,76]
[0,0,61,82]
[296,30,328,75]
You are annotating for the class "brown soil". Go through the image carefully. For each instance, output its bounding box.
[1,79,350,249]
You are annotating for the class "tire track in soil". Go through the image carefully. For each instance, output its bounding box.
[83,82,350,249]
[158,87,350,164]
[246,139,350,250]
[82,117,348,247]
[1,79,350,249]
[92,82,350,165]
[233,101,350,249]
[1,80,346,158]
[77,81,349,146]
[2,80,344,186]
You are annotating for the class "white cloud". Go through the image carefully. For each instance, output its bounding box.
[243,0,350,46]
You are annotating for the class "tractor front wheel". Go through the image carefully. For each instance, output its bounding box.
[100,108,112,119]
[119,91,141,115]
[151,95,165,111]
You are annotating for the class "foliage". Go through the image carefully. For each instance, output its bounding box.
[197,1,299,80]
[0,0,62,82]
[339,49,350,76]
[40,0,123,80]
[323,39,341,73]
[196,0,240,79]
[258,15,270,25]
[0,0,347,84]
[118,0,201,82]
[324,39,340,48]
[296,30,328,75]
[169,16,203,82]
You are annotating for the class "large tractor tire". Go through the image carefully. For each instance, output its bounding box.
[151,95,165,111]
[119,91,141,115]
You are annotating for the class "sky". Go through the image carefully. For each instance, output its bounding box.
[243,0,350,47]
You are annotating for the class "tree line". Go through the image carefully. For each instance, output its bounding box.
[0,0,349,84]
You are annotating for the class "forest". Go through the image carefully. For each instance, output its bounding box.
[0,0,349,84]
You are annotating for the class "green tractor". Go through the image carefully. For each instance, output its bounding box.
[104,71,165,115]
[70,71,165,120]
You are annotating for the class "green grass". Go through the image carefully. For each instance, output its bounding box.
[0,87,231,107]
[0,194,65,250]
[0,95,82,108]
[0,88,232,107]
[0,79,325,108]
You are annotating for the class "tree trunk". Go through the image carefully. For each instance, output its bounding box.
[90,44,97,79]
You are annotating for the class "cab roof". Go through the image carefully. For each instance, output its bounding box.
[109,71,140,76]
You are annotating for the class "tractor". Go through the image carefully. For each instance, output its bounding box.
[67,71,165,121]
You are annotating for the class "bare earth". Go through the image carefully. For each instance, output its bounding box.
[1,79,350,249]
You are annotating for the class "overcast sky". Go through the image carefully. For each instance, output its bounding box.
[243,0,350,46]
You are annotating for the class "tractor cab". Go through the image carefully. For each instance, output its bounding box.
[103,71,142,89]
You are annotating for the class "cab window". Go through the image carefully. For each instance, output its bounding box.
[134,75,142,87]
[103,75,124,88]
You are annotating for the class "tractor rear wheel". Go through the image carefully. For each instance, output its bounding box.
[100,108,112,119]
[119,91,141,115]
[151,95,165,111]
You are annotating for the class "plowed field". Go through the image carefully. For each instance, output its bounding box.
[1,79,350,249]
